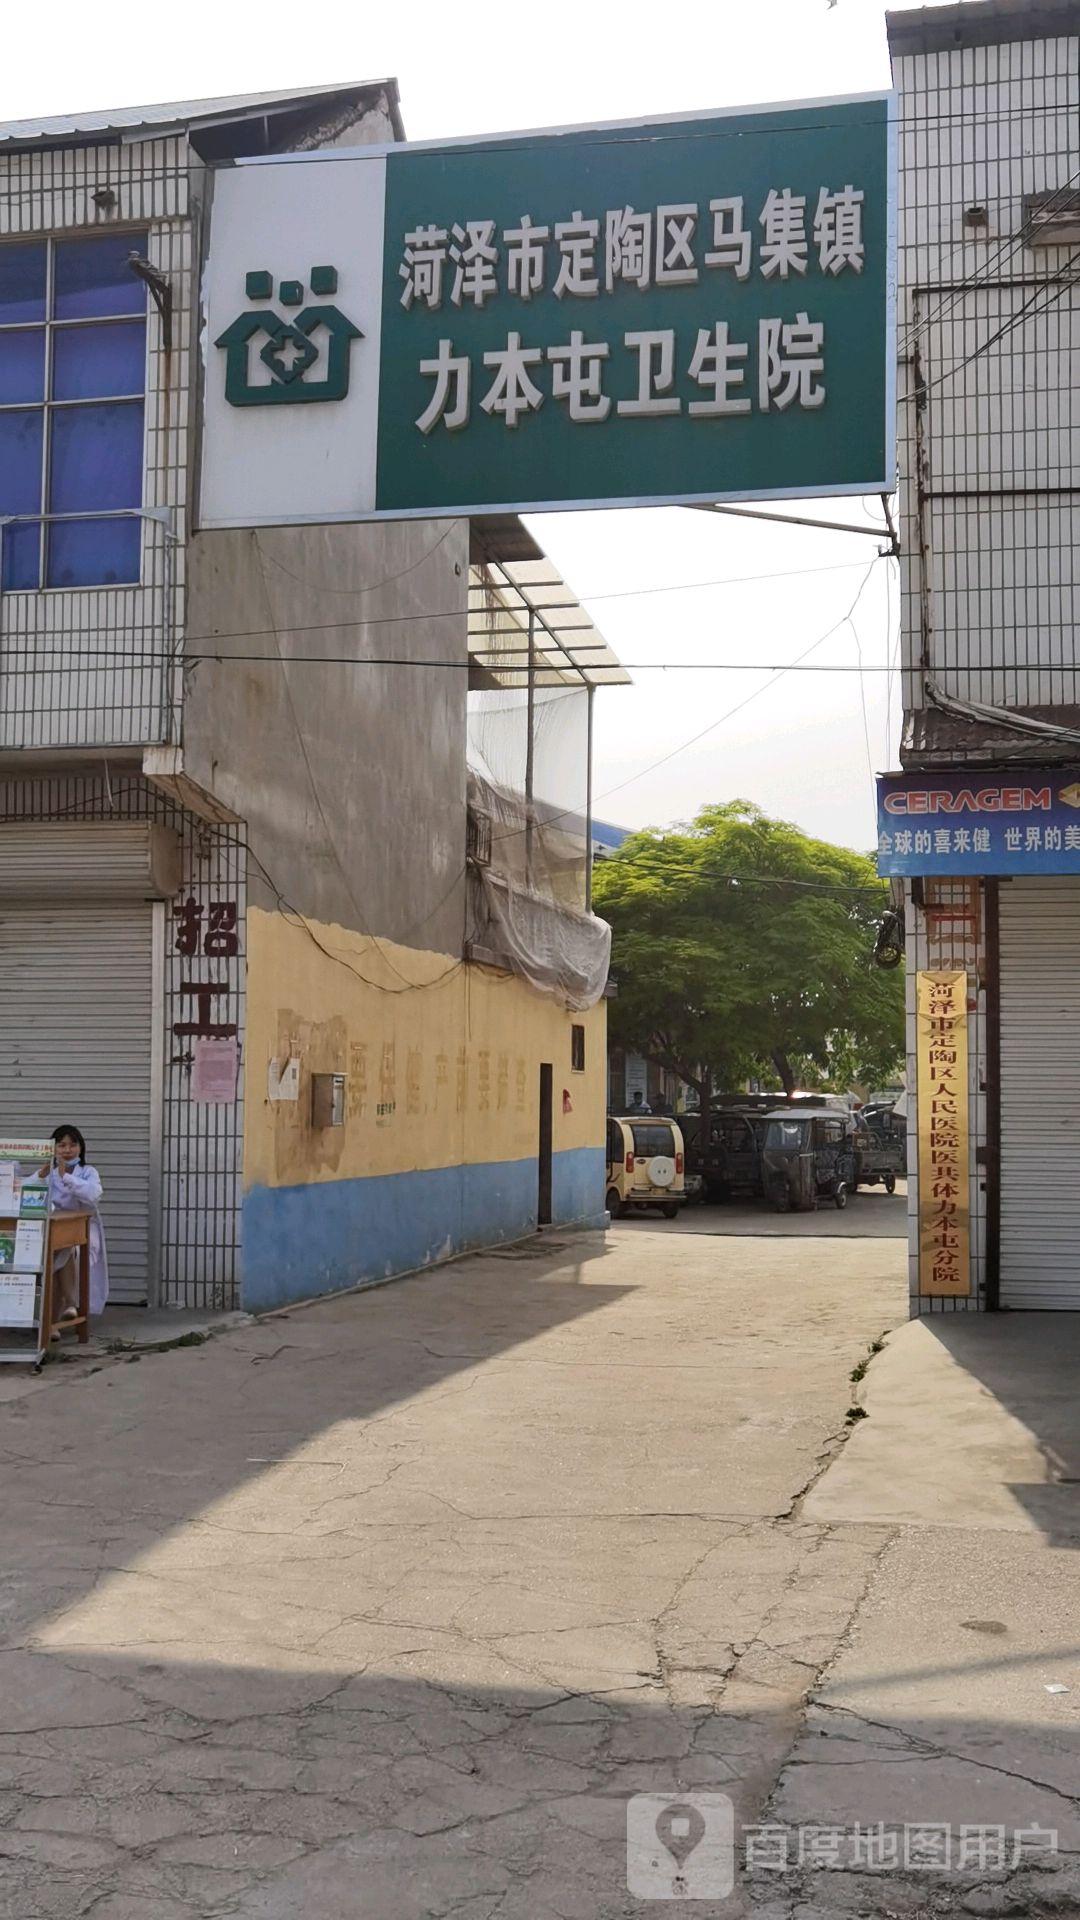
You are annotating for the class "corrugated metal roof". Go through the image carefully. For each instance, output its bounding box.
[902,702,1080,767]
[0,82,398,147]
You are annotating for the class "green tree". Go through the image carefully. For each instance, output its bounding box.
[594,802,904,1126]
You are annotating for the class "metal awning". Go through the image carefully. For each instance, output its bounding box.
[469,516,630,690]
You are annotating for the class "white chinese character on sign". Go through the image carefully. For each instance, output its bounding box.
[934,829,951,854]
[1026,826,1041,850]
[656,203,698,286]
[894,830,913,855]
[759,313,825,410]
[449,221,499,307]
[799,1827,844,1868]
[554,212,600,297]
[953,827,972,853]
[400,225,449,310]
[1005,827,1021,851]
[956,1827,1007,1872]
[704,196,752,278]
[974,827,991,853]
[504,216,549,299]
[605,207,652,291]
[814,185,865,274]
[1066,825,1080,849]
[480,332,544,427]
[1045,825,1063,851]
[759,188,808,278]
[415,339,471,433]
[878,832,893,856]
[617,330,680,416]
[744,1827,789,1871]
[904,1824,951,1871]
[915,831,932,855]
[688,323,750,416]
[548,331,611,422]
[851,1824,899,1871]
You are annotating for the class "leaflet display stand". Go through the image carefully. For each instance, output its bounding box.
[0,1139,91,1371]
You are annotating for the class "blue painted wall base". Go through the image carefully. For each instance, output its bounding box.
[241,1146,606,1313]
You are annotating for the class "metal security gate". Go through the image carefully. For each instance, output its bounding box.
[0,901,157,1304]
[999,878,1080,1309]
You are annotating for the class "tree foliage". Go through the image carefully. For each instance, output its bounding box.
[593,801,904,1106]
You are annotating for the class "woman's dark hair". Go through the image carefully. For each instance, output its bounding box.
[51,1125,86,1164]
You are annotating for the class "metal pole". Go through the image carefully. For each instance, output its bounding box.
[585,683,595,913]
[525,609,535,888]
[684,501,891,541]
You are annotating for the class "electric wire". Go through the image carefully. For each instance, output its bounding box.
[899,252,1080,406]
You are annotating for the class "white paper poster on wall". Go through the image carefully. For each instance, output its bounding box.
[192,1037,239,1105]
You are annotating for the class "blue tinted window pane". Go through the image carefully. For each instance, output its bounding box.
[0,409,43,590]
[47,517,141,588]
[48,401,144,513]
[53,321,145,400]
[0,243,46,324]
[0,328,46,403]
[53,233,147,320]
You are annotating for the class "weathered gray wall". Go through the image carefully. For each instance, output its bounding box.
[183,517,469,956]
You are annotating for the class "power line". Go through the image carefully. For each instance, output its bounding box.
[597,861,887,896]
[4,99,1075,193]
[23,653,1080,677]
[900,253,1080,406]
[488,559,884,848]
[896,161,1080,354]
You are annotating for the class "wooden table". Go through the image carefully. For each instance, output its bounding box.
[0,1207,91,1360]
[46,1210,92,1345]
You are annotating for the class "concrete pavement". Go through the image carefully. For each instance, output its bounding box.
[627,1183,908,1239]
[752,1313,1080,1918]
[0,1223,902,1920]
[7,1216,1080,1919]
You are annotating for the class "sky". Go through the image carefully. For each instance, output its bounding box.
[2,0,927,852]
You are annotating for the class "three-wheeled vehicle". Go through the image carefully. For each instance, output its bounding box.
[761,1109,858,1212]
[855,1104,906,1193]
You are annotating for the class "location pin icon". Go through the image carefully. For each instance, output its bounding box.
[655,1801,707,1883]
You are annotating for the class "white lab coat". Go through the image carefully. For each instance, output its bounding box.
[49,1163,109,1315]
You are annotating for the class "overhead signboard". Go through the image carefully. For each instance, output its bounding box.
[878,771,1080,876]
[198,95,895,528]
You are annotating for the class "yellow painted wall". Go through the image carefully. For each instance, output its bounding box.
[244,906,607,1190]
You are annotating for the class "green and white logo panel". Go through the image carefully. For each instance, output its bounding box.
[200,157,386,526]
[198,96,894,528]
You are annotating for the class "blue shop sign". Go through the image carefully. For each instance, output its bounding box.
[877,771,1080,876]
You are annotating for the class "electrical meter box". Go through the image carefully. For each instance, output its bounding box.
[311,1072,347,1129]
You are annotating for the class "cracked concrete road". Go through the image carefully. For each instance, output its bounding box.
[0,1221,909,1919]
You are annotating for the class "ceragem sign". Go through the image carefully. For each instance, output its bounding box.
[198,96,895,528]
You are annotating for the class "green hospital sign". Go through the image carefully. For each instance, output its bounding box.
[199,96,895,528]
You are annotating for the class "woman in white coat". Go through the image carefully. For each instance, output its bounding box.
[45,1125,109,1323]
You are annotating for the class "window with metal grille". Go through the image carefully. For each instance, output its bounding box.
[571,1023,585,1072]
[0,231,147,591]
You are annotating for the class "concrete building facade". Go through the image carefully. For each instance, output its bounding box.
[0,87,622,1316]
[887,1,1080,1312]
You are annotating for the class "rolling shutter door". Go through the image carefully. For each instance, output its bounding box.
[0,902,154,1304]
[999,878,1080,1309]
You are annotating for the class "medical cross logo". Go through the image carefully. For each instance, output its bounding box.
[215,266,361,406]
